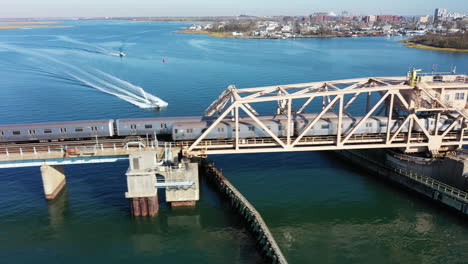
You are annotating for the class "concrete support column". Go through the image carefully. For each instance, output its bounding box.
[125,151,159,217]
[40,164,66,200]
[126,172,158,216]
[166,162,199,207]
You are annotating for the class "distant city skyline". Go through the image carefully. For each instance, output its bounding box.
[1,0,467,18]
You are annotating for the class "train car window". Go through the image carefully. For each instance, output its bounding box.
[28,129,36,135]
[201,128,207,133]
[365,123,373,128]
[75,128,84,132]
[44,129,52,134]
[381,122,387,126]
[455,93,465,100]
[60,128,67,133]
[0,130,3,136]
[12,131,21,135]
[160,124,167,128]
[174,129,178,134]
[187,129,193,133]
[217,128,224,132]
[145,124,152,129]
[321,124,329,129]
[232,127,240,132]
[248,126,255,131]
[130,124,137,130]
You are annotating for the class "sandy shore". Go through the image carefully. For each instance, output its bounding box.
[0,21,61,24]
[403,42,468,53]
[0,21,66,30]
[0,25,67,29]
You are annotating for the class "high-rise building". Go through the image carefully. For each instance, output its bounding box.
[419,16,429,23]
[434,8,447,20]
[376,15,401,22]
[364,15,376,23]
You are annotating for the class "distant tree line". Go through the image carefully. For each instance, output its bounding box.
[303,26,333,36]
[409,32,468,50]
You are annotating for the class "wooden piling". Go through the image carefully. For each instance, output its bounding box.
[201,160,287,264]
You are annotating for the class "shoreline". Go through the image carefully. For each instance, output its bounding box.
[403,41,468,53]
[0,25,67,29]
[0,21,61,24]
[177,29,345,39]
[0,21,66,30]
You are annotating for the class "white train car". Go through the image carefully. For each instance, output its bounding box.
[172,119,288,141]
[0,120,114,143]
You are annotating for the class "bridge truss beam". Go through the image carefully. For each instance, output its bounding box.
[185,76,468,157]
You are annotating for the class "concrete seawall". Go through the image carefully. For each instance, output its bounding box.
[335,149,468,216]
[200,160,288,264]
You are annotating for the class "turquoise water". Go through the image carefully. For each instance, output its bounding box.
[0,20,467,263]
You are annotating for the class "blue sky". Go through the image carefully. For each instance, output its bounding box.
[1,0,467,18]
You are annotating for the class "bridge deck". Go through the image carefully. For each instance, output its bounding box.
[0,139,170,168]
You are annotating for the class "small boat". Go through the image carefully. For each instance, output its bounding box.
[119,52,126,57]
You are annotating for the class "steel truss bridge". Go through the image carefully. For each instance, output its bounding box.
[184,72,468,157]
[1,71,468,167]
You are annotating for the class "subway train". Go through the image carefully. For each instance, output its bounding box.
[0,113,461,143]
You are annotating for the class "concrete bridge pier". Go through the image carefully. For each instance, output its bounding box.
[165,161,199,207]
[125,151,159,216]
[40,164,66,200]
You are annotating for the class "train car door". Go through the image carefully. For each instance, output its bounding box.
[130,124,137,135]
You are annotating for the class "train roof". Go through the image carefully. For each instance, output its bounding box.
[116,116,206,124]
[173,120,279,127]
[0,119,114,129]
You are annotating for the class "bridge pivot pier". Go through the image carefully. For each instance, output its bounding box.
[165,161,199,207]
[125,151,159,216]
[40,164,66,200]
[125,149,199,216]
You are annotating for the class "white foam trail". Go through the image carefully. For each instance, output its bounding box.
[66,72,161,108]
[92,69,168,107]
[0,42,168,108]
[56,36,121,56]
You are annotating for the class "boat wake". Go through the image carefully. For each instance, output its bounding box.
[0,43,168,108]
[65,69,168,108]
[56,36,122,56]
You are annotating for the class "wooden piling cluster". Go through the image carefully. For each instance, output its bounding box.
[201,160,288,264]
[130,196,159,216]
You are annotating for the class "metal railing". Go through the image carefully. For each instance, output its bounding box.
[177,131,464,150]
[394,167,468,202]
[350,149,468,202]
[0,139,176,159]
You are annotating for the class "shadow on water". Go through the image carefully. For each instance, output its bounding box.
[322,150,468,224]
[197,167,267,264]
[47,187,70,230]
[116,169,265,263]
[65,161,131,216]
